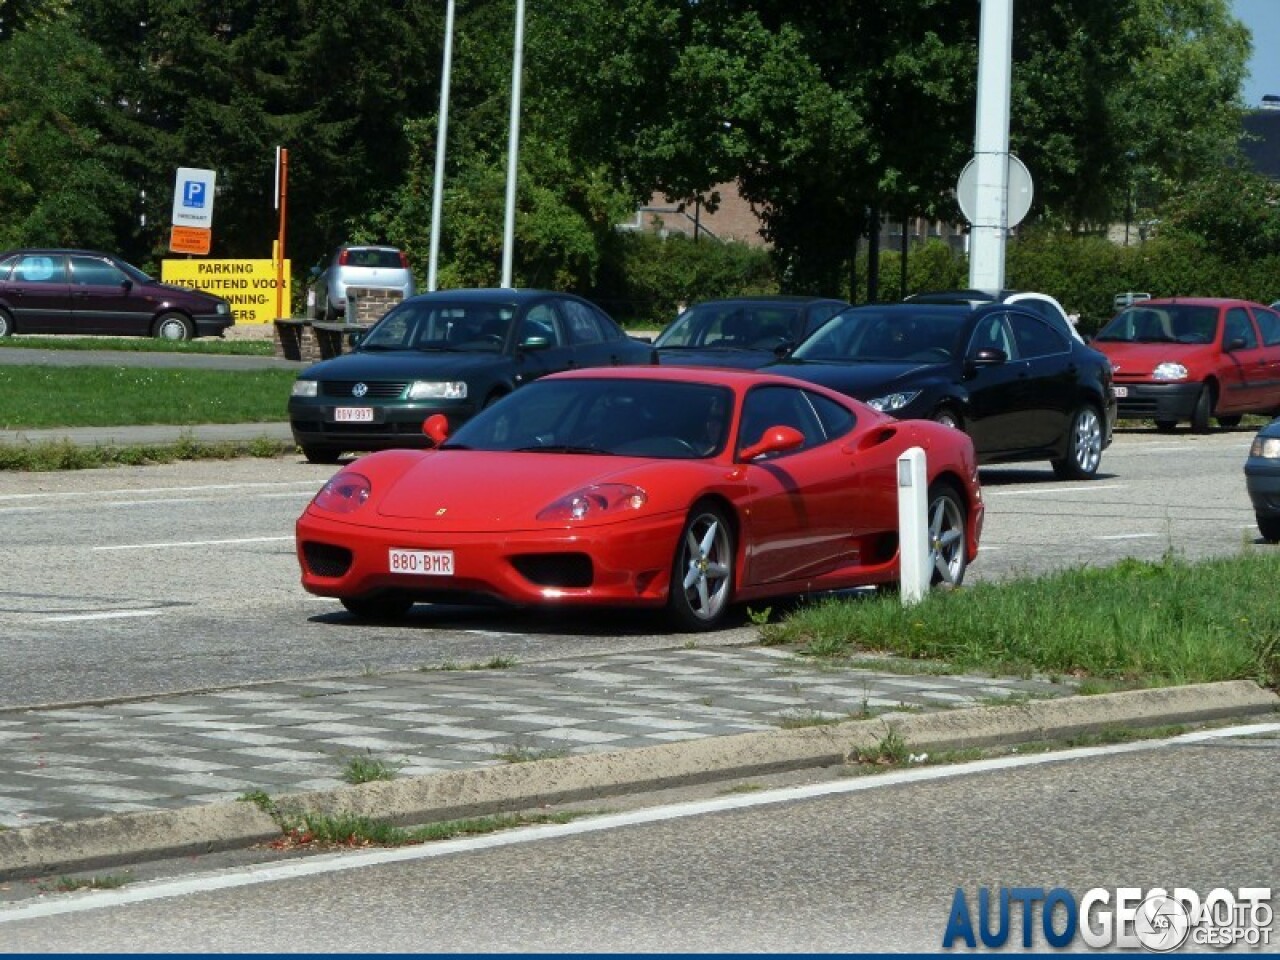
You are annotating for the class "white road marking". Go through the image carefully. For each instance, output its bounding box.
[2,721,1274,924]
[93,536,294,552]
[0,481,318,503]
[986,484,1126,497]
[40,610,166,623]
[1094,533,1160,541]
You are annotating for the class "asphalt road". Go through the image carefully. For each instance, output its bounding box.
[2,724,1275,951]
[0,428,1264,710]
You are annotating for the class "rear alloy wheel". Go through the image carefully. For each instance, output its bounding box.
[341,594,414,621]
[1217,415,1243,429]
[0,308,12,338]
[301,444,343,465]
[1258,515,1280,544]
[154,312,194,341]
[667,503,734,631]
[1190,384,1213,434]
[1052,406,1103,480]
[926,485,968,588]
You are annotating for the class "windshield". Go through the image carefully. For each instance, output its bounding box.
[446,378,733,459]
[1094,305,1217,344]
[654,303,799,351]
[360,301,517,352]
[792,307,966,363]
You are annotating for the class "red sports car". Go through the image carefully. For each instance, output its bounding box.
[295,367,984,630]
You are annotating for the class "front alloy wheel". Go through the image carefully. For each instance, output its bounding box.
[667,504,734,631]
[927,486,967,588]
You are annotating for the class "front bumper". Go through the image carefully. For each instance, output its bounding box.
[289,398,478,451]
[192,312,235,338]
[296,509,683,609]
[1112,381,1201,422]
[1245,458,1280,519]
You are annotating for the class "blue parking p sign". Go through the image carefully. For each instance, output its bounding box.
[172,167,216,228]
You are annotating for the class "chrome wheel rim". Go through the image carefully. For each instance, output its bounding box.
[680,513,731,621]
[1073,409,1102,474]
[928,495,966,587]
[159,318,187,341]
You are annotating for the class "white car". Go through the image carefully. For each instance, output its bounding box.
[312,244,416,322]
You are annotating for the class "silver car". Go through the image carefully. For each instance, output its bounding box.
[312,244,416,322]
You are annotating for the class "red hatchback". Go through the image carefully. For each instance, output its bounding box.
[1092,298,1280,432]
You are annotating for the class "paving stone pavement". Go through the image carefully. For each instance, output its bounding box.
[0,646,1071,828]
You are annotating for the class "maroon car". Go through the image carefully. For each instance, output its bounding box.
[0,248,234,341]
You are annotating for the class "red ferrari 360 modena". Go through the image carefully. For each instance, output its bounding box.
[296,367,984,630]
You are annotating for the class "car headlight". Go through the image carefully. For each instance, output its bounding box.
[312,472,371,513]
[408,381,468,400]
[537,483,647,522]
[1152,362,1188,381]
[866,391,921,413]
[1251,436,1280,459]
[292,380,319,398]
[215,301,230,315]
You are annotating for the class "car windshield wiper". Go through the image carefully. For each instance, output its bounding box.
[512,444,615,455]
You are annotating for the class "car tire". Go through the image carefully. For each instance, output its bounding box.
[322,301,339,324]
[1051,406,1103,480]
[1190,384,1213,434]
[1216,415,1243,428]
[926,484,968,589]
[154,312,194,342]
[301,444,344,465]
[666,501,734,632]
[933,406,963,430]
[0,308,13,338]
[341,593,414,621]
[1258,515,1280,543]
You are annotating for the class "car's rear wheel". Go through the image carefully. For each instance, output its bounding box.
[0,308,13,338]
[154,312,193,341]
[301,444,343,465]
[1258,515,1280,544]
[341,593,414,621]
[1217,415,1243,428]
[927,484,967,588]
[933,406,962,430]
[667,502,734,631]
[1051,406,1103,480]
[1190,384,1214,434]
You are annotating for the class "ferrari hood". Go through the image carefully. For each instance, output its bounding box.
[371,451,678,529]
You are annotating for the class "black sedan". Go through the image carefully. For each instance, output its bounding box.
[764,301,1117,480]
[1245,417,1280,542]
[288,288,655,463]
[653,295,850,370]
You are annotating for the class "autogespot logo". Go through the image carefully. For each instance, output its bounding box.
[941,886,1273,951]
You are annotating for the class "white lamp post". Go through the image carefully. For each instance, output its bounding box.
[500,0,525,289]
[427,0,456,292]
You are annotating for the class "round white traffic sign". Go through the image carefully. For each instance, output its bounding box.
[956,155,1033,227]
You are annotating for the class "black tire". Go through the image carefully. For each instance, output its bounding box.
[1154,420,1178,433]
[0,308,12,338]
[301,444,343,465]
[926,484,968,588]
[1258,515,1280,544]
[1190,384,1213,434]
[666,502,734,631]
[1216,415,1243,429]
[322,300,339,323]
[341,593,414,621]
[154,312,194,342]
[933,406,963,430]
[1051,406,1103,480]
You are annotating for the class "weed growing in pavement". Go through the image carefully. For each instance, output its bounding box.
[417,656,516,672]
[746,606,773,626]
[340,752,404,784]
[494,741,571,763]
[38,872,132,893]
[0,437,294,472]
[717,783,765,795]
[853,726,911,766]
[759,552,1280,689]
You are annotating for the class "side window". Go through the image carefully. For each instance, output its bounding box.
[592,303,626,341]
[561,300,604,345]
[1224,308,1258,349]
[807,391,856,441]
[804,304,844,337]
[70,257,128,287]
[15,255,66,283]
[0,255,16,281]
[737,385,823,457]
[968,313,1017,359]
[1009,312,1068,359]
[1251,307,1280,347]
[521,303,564,347]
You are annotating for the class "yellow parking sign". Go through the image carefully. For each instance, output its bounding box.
[161,259,291,326]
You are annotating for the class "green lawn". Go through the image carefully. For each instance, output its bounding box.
[0,365,295,428]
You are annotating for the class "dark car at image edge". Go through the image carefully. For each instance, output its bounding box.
[0,248,233,340]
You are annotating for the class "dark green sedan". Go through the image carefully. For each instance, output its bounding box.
[288,288,654,463]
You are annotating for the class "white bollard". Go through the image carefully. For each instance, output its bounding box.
[897,447,929,606]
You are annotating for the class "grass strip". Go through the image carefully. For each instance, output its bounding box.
[1,336,275,356]
[0,365,294,429]
[761,552,1280,689]
[0,436,296,471]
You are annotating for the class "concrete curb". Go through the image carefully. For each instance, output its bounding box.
[2,680,1274,880]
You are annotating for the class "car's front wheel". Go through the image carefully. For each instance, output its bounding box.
[1052,406,1103,480]
[341,593,414,621]
[0,308,13,338]
[1190,384,1214,434]
[154,312,194,341]
[301,444,344,465]
[927,484,968,588]
[667,502,734,631]
[1258,514,1280,544]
